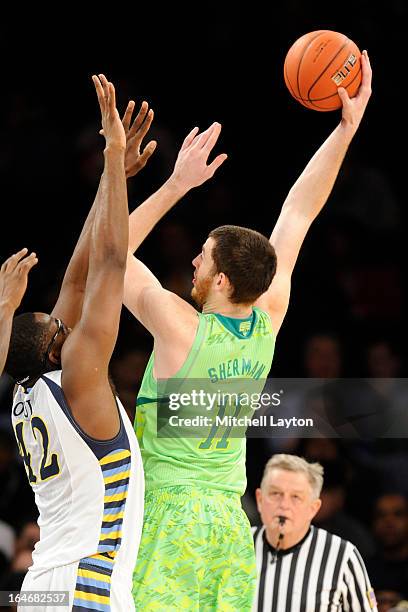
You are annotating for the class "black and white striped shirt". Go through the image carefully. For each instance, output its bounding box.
[252,525,377,611]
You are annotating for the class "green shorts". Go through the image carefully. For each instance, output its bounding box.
[132,486,256,611]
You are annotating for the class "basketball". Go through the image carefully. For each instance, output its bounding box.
[284,30,362,111]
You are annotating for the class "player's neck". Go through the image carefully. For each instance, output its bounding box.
[203,297,253,318]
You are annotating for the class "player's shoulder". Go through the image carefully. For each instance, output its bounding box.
[253,305,275,327]
[146,287,198,322]
[42,370,62,384]
[145,286,192,307]
[138,287,200,343]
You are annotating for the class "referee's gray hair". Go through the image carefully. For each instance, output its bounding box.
[261,454,324,499]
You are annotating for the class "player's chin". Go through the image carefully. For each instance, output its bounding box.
[191,286,200,305]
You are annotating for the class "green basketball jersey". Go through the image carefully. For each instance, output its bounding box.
[134,307,275,494]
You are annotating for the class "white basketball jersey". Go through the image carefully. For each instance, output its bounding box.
[11,370,144,609]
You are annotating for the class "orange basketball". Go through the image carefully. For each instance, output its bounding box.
[284,30,362,111]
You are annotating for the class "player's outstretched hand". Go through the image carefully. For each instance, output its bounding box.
[338,50,372,131]
[92,74,126,151]
[170,122,228,193]
[0,248,38,313]
[120,100,157,178]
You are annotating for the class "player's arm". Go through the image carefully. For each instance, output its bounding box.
[124,255,199,379]
[255,51,372,334]
[50,185,100,328]
[0,249,38,375]
[51,100,156,329]
[128,122,227,253]
[61,75,131,437]
[123,122,227,334]
[124,254,198,336]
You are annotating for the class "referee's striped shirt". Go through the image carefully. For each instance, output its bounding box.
[252,525,377,612]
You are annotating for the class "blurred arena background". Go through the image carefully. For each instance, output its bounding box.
[1,2,408,606]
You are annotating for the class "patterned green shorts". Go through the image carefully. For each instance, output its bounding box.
[132,486,256,611]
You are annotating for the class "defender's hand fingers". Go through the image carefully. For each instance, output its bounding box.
[129,101,150,137]
[138,141,157,168]
[19,254,38,275]
[2,248,29,272]
[136,109,154,141]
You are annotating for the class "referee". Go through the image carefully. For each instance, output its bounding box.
[252,454,377,611]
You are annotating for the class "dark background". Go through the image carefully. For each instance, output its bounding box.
[1,1,408,602]
[1,1,406,374]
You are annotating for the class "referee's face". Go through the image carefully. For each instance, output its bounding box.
[256,469,321,546]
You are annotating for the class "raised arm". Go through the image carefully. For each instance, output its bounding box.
[124,122,227,335]
[0,249,38,375]
[128,122,227,253]
[50,184,101,327]
[51,100,156,329]
[255,50,372,334]
[61,75,131,437]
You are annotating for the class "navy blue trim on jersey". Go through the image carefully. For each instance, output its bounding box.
[41,374,130,459]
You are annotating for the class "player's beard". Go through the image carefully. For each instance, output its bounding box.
[191,274,214,307]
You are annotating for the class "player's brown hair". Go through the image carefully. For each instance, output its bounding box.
[209,225,277,304]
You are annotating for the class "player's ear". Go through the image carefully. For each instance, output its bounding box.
[48,335,65,366]
[47,349,61,366]
[217,272,230,291]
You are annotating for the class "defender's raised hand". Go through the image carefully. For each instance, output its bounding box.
[122,100,157,178]
[0,248,38,313]
[0,248,37,376]
[92,74,126,151]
